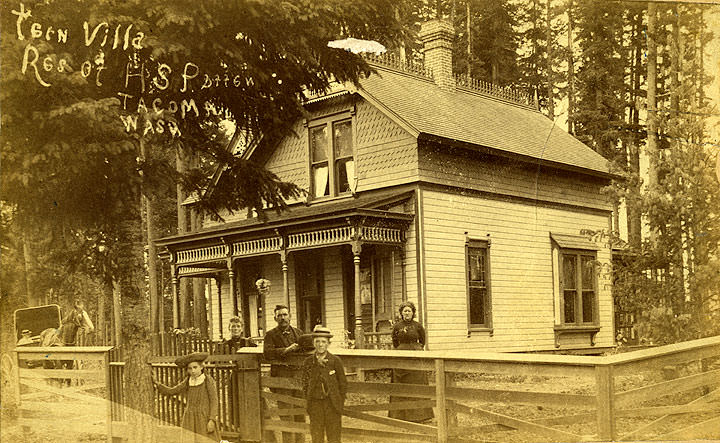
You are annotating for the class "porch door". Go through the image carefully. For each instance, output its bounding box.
[357,245,396,334]
[295,251,324,333]
[239,260,261,337]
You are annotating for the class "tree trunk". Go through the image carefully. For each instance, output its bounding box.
[191,210,208,338]
[646,1,659,189]
[566,0,575,134]
[22,231,37,306]
[546,0,555,119]
[466,0,471,79]
[98,284,107,346]
[146,197,160,335]
[626,12,642,248]
[113,279,122,347]
[140,138,161,338]
[176,146,191,329]
[117,209,155,441]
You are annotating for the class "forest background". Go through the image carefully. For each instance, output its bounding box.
[1,0,719,432]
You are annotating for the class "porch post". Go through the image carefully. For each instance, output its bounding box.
[229,267,238,317]
[216,277,224,339]
[352,241,364,349]
[400,247,407,302]
[171,264,180,329]
[279,250,290,309]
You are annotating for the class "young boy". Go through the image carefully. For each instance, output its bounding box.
[301,326,347,443]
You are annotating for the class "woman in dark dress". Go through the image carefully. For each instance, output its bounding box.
[388,301,434,422]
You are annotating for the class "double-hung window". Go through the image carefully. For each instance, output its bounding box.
[309,117,354,199]
[466,239,491,329]
[560,250,597,325]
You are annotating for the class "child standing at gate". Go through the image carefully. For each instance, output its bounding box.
[151,352,220,443]
[301,326,347,443]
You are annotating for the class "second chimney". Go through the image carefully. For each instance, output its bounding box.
[419,19,455,92]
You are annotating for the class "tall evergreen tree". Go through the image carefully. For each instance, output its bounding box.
[1,0,403,433]
[517,0,563,116]
[573,0,626,161]
[612,3,719,344]
[451,0,521,85]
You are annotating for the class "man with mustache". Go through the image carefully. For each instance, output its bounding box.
[264,305,306,443]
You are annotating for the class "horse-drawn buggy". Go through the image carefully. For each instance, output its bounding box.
[14,303,95,371]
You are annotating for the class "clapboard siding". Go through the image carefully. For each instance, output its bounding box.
[404,198,420,319]
[208,277,235,341]
[323,247,346,350]
[418,145,610,211]
[421,189,613,352]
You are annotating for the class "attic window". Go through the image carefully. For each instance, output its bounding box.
[309,115,354,199]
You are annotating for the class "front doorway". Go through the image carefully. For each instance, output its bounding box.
[343,245,398,338]
[295,251,325,333]
[238,259,261,337]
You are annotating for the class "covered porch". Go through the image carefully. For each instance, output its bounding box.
[155,190,415,349]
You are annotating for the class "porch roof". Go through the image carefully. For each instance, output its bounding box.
[156,188,414,249]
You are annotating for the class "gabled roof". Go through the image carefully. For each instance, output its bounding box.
[355,65,610,176]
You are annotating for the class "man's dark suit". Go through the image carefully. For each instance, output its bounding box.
[264,325,305,443]
[301,352,347,443]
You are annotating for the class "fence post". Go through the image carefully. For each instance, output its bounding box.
[14,351,21,410]
[595,364,615,441]
[447,372,457,428]
[104,350,112,443]
[435,358,448,443]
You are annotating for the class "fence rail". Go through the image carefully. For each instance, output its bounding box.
[104,335,720,442]
[15,346,114,442]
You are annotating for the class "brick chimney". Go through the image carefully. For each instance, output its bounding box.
[419,19,455,92]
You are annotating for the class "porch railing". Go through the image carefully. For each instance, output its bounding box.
[106,334,720,442]
[148,331,392,356]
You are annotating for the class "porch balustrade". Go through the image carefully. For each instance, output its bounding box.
[288,226,353,248]
[176,244,227,264]
[232,237,282,256]
[361,226,403,243]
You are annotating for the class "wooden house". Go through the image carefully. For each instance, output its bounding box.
[156,20,615,353]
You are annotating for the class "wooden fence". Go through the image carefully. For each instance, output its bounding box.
[147,331,392,356]
[15,346,114,443]
[107,335,720,442]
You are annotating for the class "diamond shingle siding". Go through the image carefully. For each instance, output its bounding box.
[355,100,417,191]
[262,97,417,194]
[264,120,308,190]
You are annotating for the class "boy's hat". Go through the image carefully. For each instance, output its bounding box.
[21,329,31,334]
[175,352,209,368]
[311,325,333,338]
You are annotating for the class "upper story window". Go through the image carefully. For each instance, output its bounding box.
[310,117,354,199]
[466,239,491,329]
[560,250,597,325]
